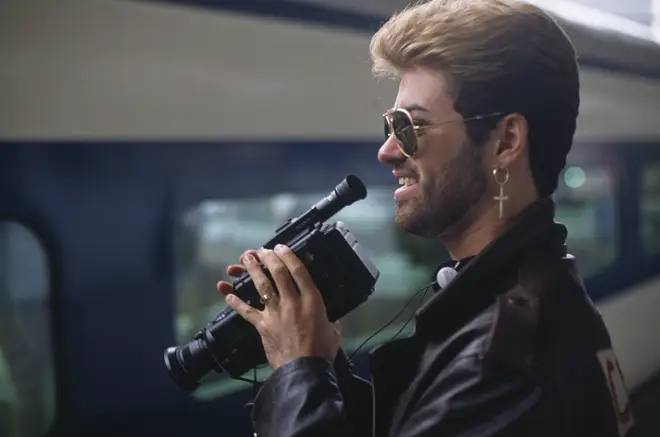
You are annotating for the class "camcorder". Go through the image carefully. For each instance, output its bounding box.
[164,175,380,392]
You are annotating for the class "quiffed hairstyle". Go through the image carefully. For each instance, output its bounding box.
[370,0,580,198]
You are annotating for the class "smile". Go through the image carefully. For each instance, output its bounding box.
[394,178,418,200]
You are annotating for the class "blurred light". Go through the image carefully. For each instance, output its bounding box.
[565,166,587,189]
[271,193,298,218]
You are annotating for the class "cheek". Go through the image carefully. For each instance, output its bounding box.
[414,129,464,182]
[419,129,462,160]
[417,163,440,195]
[412,160,428,184]
[415,149,447,185]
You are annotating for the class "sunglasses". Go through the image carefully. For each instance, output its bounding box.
[383,108,505,157]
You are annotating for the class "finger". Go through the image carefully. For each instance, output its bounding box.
[239,249,259,264]
[217,265,246,296]
[227,264,246,277]
[242,252,278,304]
[273,245,323,305]
[217,255,252,295]
[216,280,234,296]
[258,248,299,304]
[225,293,261,326]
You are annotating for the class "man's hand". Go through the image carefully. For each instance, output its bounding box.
[216,245,341,370]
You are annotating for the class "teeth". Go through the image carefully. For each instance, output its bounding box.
[398,177,417,186]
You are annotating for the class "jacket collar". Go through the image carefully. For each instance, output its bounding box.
[414,196,567,331]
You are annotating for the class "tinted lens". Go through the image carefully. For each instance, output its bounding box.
[390,110,417,156]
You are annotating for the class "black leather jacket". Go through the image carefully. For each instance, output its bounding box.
[249,198,636,437]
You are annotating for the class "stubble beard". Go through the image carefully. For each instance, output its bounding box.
[395,141,487,238]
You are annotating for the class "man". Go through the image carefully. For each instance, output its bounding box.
[218,0,635,435]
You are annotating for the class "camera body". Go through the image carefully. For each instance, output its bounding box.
[199,221,377,377]
[164,175,380,392]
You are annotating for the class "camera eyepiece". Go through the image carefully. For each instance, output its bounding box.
[312,175,367,223]
[337,174,367,204]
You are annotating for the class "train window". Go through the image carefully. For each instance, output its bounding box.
[175,187,445,400]
[553,165,617,277]
[0,222,56,437]
[641,162,660,254]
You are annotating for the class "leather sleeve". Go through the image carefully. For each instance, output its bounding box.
[394,354,548,437]
[251,352,372,437]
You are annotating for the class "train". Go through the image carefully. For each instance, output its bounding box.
[1,0,660,435]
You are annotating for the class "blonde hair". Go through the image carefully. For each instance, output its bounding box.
[370,0,580,197]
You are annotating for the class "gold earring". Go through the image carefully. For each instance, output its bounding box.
[493,167,509,219]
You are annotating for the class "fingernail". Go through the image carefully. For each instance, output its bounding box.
[274,244,286,253]
[226,294,235,304]
[244,254,255,264]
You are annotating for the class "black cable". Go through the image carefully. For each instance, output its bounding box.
[222,281,436,390]
[348,281,434,361]
[389,286,431,342]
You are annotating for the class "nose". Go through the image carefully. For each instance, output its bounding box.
[378,133,406,165]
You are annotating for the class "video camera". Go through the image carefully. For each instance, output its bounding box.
[164,175,380,392]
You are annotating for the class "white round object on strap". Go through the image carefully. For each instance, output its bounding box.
[436,267,458,290]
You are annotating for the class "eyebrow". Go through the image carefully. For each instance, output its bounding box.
[403,104,431,114]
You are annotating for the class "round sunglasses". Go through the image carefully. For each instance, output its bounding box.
[383,108,505,157]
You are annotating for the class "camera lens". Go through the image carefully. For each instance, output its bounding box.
[164,338,216,392]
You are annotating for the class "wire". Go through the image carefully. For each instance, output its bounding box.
[348,281,434,361]
[389,286,431,342]
[223,281,436,390]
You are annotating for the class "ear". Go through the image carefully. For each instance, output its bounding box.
[490,113,528,168]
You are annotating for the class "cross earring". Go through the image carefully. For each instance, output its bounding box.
[493,167,509,219]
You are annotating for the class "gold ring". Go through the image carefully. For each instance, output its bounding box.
[260,293,274,305]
